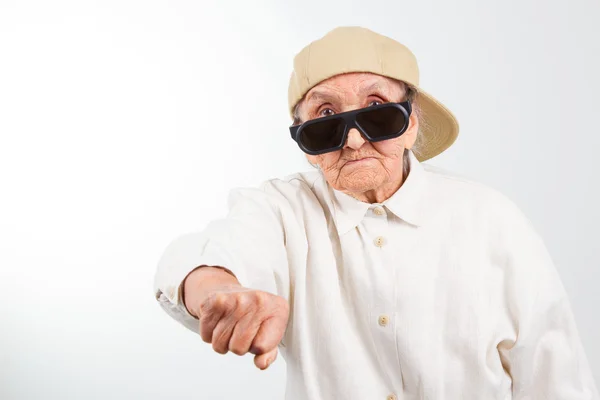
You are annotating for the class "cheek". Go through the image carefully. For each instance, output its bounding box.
[310,152,340,170]
[373,137,405,157]
[306,154,318,165]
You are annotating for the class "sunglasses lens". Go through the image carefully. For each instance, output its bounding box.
[299,117,346,153]
[356,106,407,139]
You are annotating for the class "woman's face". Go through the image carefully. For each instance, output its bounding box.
[297,72,419,201]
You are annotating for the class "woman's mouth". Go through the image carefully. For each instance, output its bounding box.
[346,157,375,165]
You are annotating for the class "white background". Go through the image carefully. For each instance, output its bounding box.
[1,0,599,398]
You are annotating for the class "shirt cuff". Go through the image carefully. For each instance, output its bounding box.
[153,233,249,318]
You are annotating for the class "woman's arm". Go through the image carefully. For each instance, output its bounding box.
[153,182,291,336]
[494,196,598,398]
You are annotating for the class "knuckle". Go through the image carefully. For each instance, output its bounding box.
[228,326,254,356]
[229,342,247,356]
[212,292,230,308]
[200,333,212,344]
[212,341,228,354]
[202,292,233,315]
[235,293,252,311]
[199,324,213,343]
[250,340,269,355]
[253,291,269,308]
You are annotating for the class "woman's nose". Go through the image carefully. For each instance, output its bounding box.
[344,128,366,150]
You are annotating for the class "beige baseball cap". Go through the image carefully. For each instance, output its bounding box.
[288,26,459,162]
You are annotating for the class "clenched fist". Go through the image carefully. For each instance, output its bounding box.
[183,266,289,370]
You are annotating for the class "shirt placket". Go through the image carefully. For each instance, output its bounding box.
[362,205,403,399]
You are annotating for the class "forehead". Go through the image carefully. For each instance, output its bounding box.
[305,72,401,102]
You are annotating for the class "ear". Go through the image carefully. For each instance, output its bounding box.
[403,111,419,150]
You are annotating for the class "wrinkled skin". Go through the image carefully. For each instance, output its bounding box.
[297,72,418,203]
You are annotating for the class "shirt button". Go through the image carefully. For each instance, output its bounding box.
[378,315,389,327]
[374,236,386,247]
[373,206,386,216]
[387,394,397,400]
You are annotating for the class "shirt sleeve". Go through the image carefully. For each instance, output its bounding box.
[153,181,291,335]
[494,195,599,399]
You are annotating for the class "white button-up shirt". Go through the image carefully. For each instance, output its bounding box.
[154,150,598,399]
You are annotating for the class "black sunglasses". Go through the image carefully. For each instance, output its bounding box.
[289,101,412,155]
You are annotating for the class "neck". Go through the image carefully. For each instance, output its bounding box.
[346,170,406,203]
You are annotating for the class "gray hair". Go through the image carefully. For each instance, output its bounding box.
[292,80,423,180]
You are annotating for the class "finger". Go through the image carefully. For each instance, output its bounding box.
[198,293,233,343]
[254,347,278,370]
[198,308,224,344]
[211,315,237,355]
[228,312,262,356]
[250,316,287,356]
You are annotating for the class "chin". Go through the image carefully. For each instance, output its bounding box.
[338,170,383,192]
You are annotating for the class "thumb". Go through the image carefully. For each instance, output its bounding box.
[254,347,278,370]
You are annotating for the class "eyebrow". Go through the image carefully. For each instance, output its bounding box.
[360,82,386,95]
[305,90,340,105]
[305,82,391,106]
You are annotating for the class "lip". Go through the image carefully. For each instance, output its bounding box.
[346,157,375,165]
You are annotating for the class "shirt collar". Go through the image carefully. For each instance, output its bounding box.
[329,150,428,235]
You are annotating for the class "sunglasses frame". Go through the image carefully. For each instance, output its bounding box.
[289,101,412,155]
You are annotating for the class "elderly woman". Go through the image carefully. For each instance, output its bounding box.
[154,27,598,399]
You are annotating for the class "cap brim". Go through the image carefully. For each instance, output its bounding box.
[413,89,459,162]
